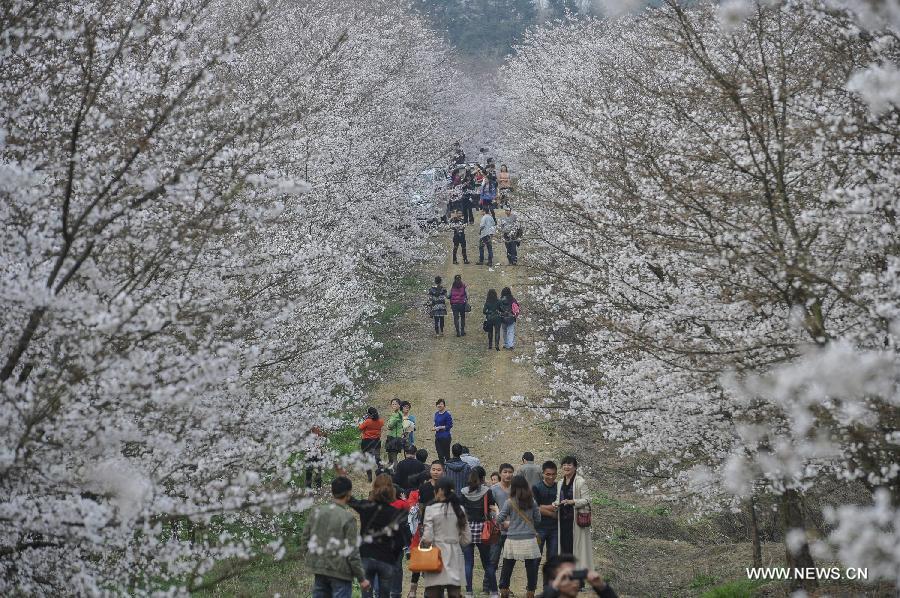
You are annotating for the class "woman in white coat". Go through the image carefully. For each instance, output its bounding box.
[420,478,469,597]
[554,455,593,569]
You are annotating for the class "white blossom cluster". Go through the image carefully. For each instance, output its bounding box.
[500,0,899,586]
[0,0,455,594]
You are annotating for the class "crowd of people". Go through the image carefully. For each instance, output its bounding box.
[301,396,617,598]
[428,277,520,351]
[442,144,523,269]
[426,146,524,351]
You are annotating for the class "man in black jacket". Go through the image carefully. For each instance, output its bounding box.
[392,444,426,493]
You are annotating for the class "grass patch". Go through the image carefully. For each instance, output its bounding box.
[457,355,483,378]
[604,526,630,549]
[690,573,719,589]
[593,492,671,517]
[700,578,767,598]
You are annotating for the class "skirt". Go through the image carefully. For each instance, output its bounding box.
[468,521,485,545]
[501,537,541,560]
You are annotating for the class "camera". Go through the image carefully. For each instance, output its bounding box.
[570,569,589,581]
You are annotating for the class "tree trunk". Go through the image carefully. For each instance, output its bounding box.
[780,489,817,592]
[748,495,762,568]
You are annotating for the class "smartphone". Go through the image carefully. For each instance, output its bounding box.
[570,569,589,581]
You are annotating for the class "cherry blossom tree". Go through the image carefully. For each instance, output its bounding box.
[501,0,899,589]
[0,0,455,593]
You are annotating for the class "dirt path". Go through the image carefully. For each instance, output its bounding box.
[371,218,555,596]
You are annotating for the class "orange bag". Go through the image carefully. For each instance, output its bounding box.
[409,544,443,573]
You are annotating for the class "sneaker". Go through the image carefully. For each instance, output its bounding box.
[453,259,459,264]
[496,346,500,351]
[463,259,470,264]
[461,331,466,336]
[456,332,461,337]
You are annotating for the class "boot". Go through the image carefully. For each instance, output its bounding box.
[500,590,510,598]
[526,592,535,598]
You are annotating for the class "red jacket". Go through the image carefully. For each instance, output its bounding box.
[359,418,384,440]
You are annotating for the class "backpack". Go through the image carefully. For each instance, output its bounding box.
[511,301,520,317]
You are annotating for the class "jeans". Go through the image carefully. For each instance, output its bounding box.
[489,535,506,570]
[463,542,497,592]
[451,304,466,335]
[313,574,353,598]
[478,237,493,264]
[537,526,558,586]
[435,436,452,462]
[362,557,394,598]
[537,526,558,560]
[501,321,516,349]
[498,558,540,592]
[505,240,518,264]
[486,321,501,349]
[433,316,445,334]
[452,231,467,262]
[390,553,403,598]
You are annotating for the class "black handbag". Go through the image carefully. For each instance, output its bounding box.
[386,436,404,453]
[482,320,491,332]
[464,302,472,313]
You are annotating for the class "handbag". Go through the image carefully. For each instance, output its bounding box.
[482,320,491,332]
[409,544,443,573]
[385,436,404,454]
[480,494,500,545]
[576,504,592,528]
[464,302,472,313]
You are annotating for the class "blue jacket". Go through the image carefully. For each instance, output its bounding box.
[434,410,453,439]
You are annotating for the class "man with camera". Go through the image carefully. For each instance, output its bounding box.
[538,554,618,598]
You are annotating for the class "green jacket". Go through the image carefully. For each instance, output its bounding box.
[300,502,365,581]
[386,411,404,438]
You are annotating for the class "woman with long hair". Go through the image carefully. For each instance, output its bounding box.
[420,477,468,597]
[498,287,519,351]
[495,475,542,598]
[448,275,469,337]
[482,288,502,351]
[554,455,592,569]
[358,406,384,483]
[459,467,499,597]
[350,474,411,598]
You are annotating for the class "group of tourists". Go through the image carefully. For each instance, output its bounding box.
[303,442,617,598]
[428,277,520,350]
[444,144,523,268]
